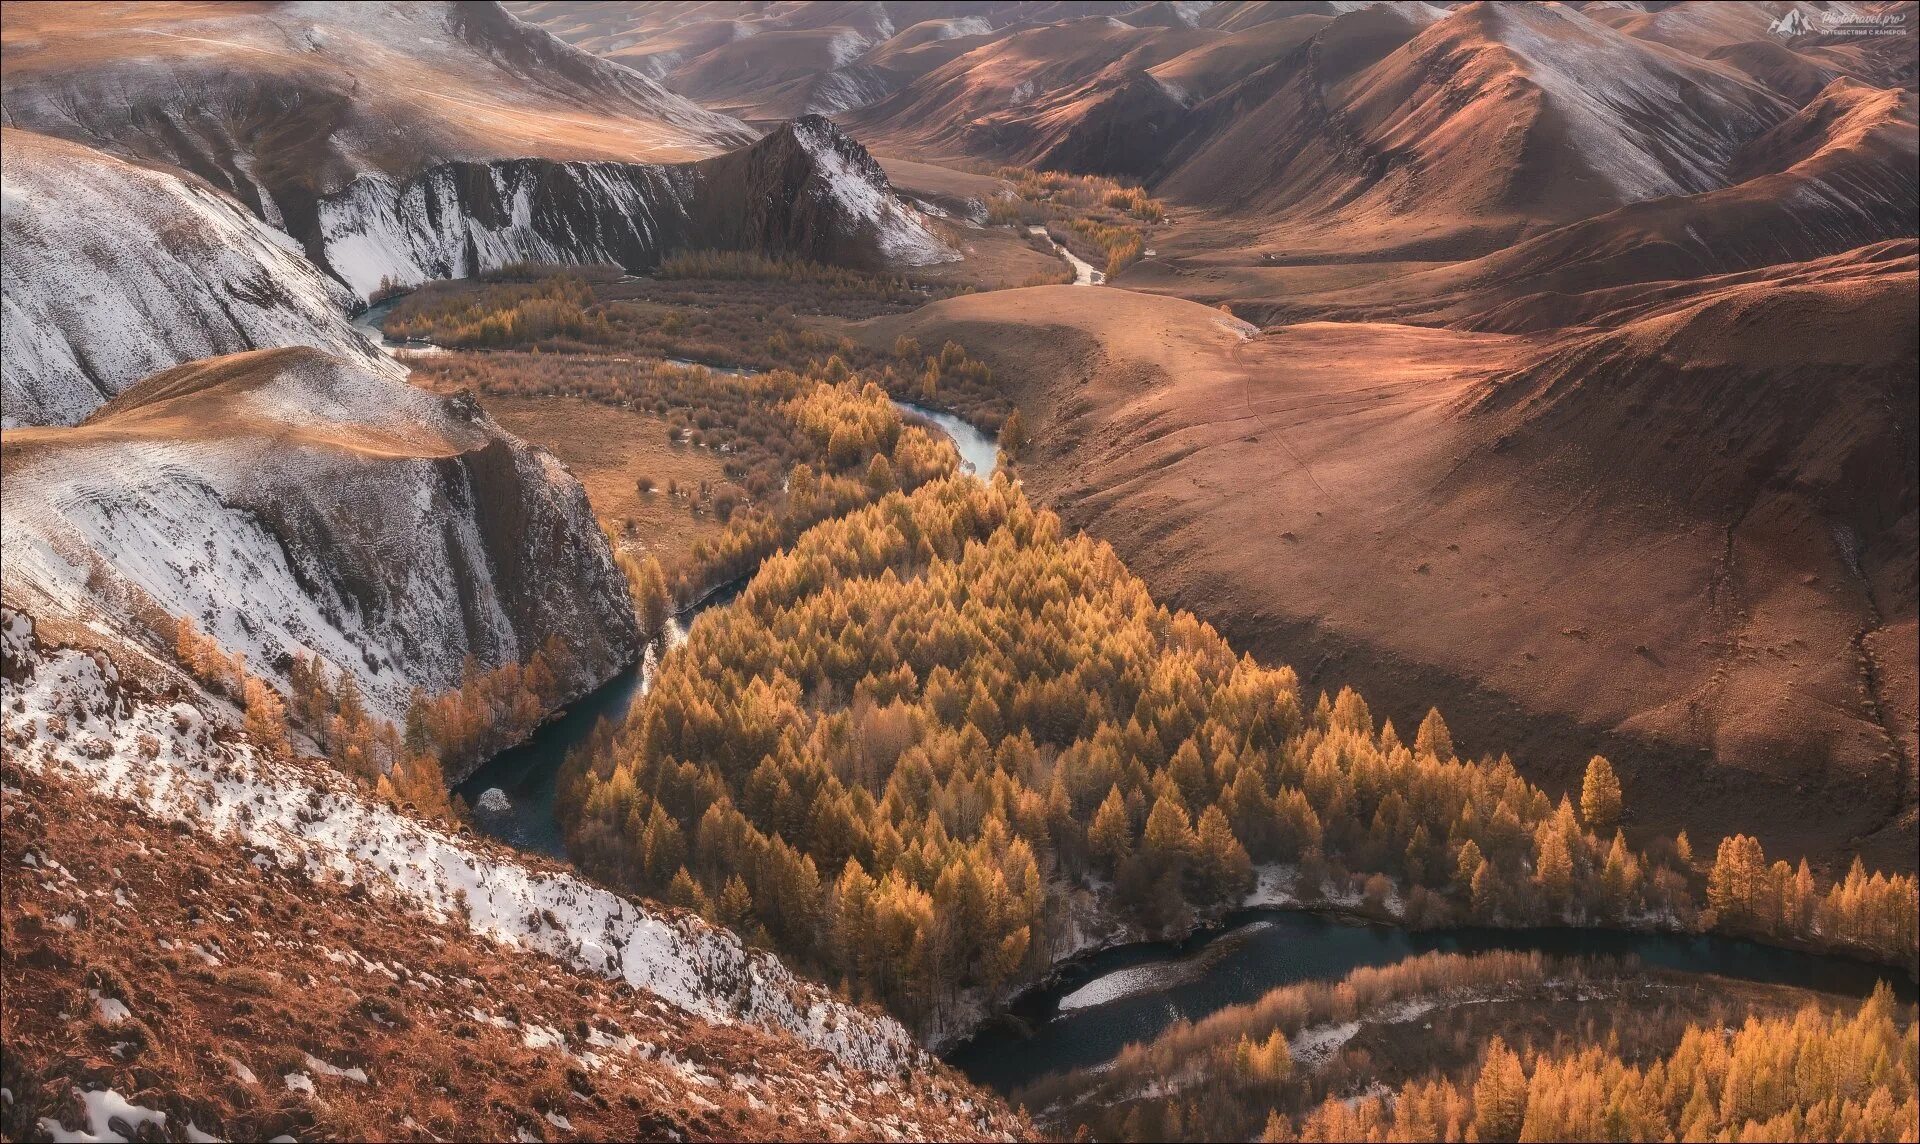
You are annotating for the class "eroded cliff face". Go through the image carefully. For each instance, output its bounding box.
[0,348,639,776]
[314,115,954,298]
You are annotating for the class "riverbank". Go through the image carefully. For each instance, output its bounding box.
[946,891,1918,1094]
[455,580,737,856]
[938,855,1917,1089]
[446,389,1001,857]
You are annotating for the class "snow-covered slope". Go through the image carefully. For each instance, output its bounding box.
[1,349,639,759]
[1468,2,1786,204]
[0,130,396,428]
[316,115,954,299]
[1,609,1027,1140]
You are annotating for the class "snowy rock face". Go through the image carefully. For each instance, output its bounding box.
[0,612,948,1083]
[316,159,694,300]
[0,130,396,428]
[316,115,954,299]
[714,115,952,268]
[1,349,640,766]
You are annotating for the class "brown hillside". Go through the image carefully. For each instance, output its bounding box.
[866,281,1918,871]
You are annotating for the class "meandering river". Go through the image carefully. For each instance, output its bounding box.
[453,394,1000,858]
[376,301,1906,1103]
[945,908,1917,1094]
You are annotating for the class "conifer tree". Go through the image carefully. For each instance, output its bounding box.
[1472,1036,1528,1142]
[1414,708,1455,761]
[1579,755,1622,835]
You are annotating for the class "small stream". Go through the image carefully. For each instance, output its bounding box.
[1028,225,1105,286]
[350,296,442,355]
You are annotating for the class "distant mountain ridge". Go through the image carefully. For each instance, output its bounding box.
[2,3,954,425]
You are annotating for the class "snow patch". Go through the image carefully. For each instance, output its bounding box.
[36,1088,167,1144]
[0,131,395,427]
[3,623,929,1077]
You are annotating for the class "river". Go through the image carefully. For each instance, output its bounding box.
[368,298,1908,1104]
[350,296,442,355]
[945,907,1917,1094]
[454,614,685,858]
[452,396,1000,858]
[892,400,1000,476]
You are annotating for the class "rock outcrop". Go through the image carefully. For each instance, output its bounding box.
[1,348,640,772]
[314,115,955,299]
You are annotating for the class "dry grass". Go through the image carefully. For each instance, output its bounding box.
[0,753,1028,1143]
[480,394,733,566]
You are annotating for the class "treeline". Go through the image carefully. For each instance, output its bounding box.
[991,167,1166,222]
[171,616,452,819]
[656,250,950,304]
[1278,985,1917,1143]
[1026,947,1920,1143]
[986,166,1164,275]
[882,336,1007,431]
[415,352,967,608]
[172,613,591,821]
[384,272,610,348]
[1708,834,1916,967]
[292,641,582,808]
[413,353,814,509]
[1023,950,1584,1141]
[1071,216,1145,277]
[671,378,958,603]
[284,653,455,819]
[554,475,1917,1040]
[399,639,577,775]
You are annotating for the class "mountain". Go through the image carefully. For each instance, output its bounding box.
[1215,78,1918,332]
[0,1,753,235]
[1591,0,1920,93]
[1,607,1027,1142]
[866,272,1918,870]
[1429,77,1920,329]
[510,1,1244,121]
[1,348,639,751]
[840,14,1215,172]
[6,80,951,426]
[1140,1,1792,257]
[0,129,394,429]
[316,113,956,299]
